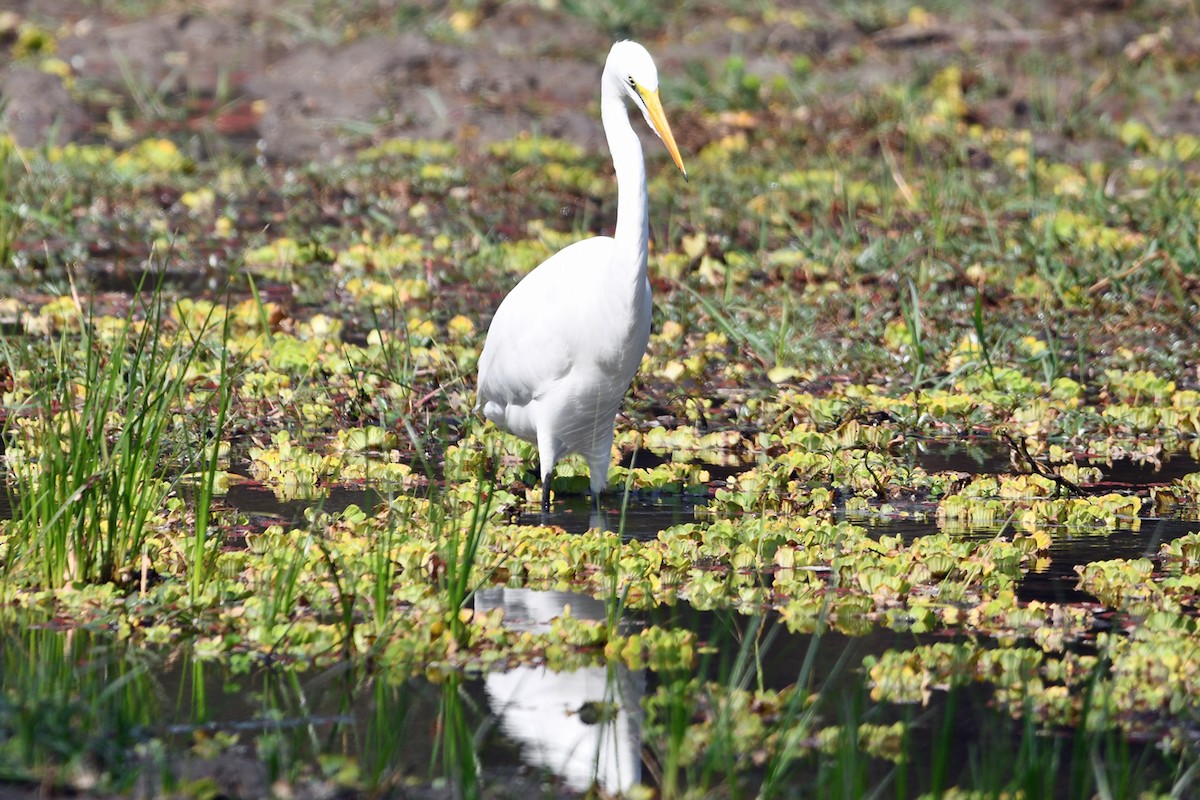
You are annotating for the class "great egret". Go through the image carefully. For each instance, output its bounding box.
[475,40,687,513]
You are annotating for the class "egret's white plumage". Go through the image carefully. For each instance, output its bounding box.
[476,40,687,513]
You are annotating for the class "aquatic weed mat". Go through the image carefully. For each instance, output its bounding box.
[3,0,1200,797]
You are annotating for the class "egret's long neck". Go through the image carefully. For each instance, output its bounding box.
[601,76,649,283]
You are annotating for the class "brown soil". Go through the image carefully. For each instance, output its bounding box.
[3,2,624,160]
[5,1,1195,164]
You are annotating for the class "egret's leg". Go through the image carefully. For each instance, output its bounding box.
[537,427,558,515]
[587,427,615,515]
[585,468,605,531]
[589,488,602,513]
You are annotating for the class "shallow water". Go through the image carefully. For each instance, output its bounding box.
[2,583,1179,796]
[0,589,982,795]
[1,441,1198,794]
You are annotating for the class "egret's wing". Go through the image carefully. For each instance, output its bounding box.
[477,299,571,408]
[477,238,614,410]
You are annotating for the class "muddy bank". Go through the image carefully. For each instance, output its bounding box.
[6,2,1195,163]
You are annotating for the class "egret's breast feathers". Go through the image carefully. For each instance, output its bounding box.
[476,237,620,410]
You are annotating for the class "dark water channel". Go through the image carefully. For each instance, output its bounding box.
[0,599,904,795]
[1,441,1198,795]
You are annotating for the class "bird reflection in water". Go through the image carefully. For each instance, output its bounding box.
[475,588,644,794]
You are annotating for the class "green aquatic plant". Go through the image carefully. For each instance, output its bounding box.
[1,289,219,588]
[0,627,158,791]
[247,428,417,499]
[439,480,493,648]
[939,474,1142,534]
[899,276,929,387]
[0,137,22,273]
[189,305,233,604]
[642,608,917,798]
[432,671,481,800]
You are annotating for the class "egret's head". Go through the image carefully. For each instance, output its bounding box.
[608,40,660,98]
[606,40,687,179]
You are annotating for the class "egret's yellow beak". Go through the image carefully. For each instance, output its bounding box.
[638,86,688,181]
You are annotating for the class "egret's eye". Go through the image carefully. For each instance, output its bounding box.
[628,77,636,88]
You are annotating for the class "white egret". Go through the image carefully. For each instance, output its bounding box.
[475,40,687,513]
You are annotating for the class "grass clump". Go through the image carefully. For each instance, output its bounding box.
[1,286,224,589]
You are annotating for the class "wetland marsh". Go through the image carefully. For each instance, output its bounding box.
[3,1,1200,797]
